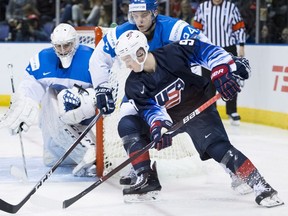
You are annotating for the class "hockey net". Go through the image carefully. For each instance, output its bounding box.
[75,26,198,177]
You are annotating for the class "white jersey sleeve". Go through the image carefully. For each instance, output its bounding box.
[89,39,115,87]
[17,72,45,103]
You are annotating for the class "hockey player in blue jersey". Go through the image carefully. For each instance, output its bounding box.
[90,0,210,116]
[114,30,284,207]
[0,23,97,177]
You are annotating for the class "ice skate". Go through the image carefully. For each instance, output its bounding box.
[123,162,162,203]
[228,112,240,126]
[254,179,284,208]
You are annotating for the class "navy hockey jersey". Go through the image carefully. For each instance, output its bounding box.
[124,39,235,125]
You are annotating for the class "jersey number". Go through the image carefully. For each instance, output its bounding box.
[179,39,195,46]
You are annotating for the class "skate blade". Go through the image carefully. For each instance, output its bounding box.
[123,190,161,203]
[259,195,284,208]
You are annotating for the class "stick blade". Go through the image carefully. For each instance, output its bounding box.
[63,196,79,209]
[0,199,19,214]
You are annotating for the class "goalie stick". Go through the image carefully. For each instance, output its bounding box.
[0,110,103,214]
[63,93,222,209]
[8,63,29,180]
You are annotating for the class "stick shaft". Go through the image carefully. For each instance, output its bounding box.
[0,111,103,214]
[63,93,221,208]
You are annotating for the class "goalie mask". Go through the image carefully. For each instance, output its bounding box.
[128,0,158,24]
[115,30,149,72]
[51,23,79,68]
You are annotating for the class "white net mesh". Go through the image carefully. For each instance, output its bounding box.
[76,27,199,177]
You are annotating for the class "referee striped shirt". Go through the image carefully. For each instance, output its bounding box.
[193,0,246,47]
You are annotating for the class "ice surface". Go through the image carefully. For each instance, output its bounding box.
[0,107,287,215]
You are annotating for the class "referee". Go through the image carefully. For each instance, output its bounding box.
[193,0,246,126]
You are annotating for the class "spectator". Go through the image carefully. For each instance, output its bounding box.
[71,1,86,26]
[5,0,38,40]
[97,4,112,27]
[170,0,181,17]
[117,0,128,25]
[36,0,56,26]
[5,0,38,22]
[259,24,271,43]
[279,26,288,43]
[178,0,194,25]
[86,0,102,26]
[193,0,246,126]
[14,14,49,42]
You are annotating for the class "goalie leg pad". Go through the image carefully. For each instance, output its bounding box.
[41,89,96,176]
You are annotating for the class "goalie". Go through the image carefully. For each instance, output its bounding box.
[0,23,98,177]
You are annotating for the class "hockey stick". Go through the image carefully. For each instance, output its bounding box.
[7,63,28,180]
[63,93,222,209]
[0,110,103,214]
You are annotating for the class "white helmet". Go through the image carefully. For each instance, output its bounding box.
[50,23,79,68]
[115,30,149,70]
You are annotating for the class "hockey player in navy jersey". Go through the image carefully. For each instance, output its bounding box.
[0,23,97,177]
[89,0,215,187]
[114,30,284,207]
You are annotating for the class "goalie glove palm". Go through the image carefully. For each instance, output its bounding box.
[95,83,115,114]
[58,87,96,125]
[150,120,173,151]
[0,93,39,135]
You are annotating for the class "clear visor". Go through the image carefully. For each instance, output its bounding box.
[128,10,156,24]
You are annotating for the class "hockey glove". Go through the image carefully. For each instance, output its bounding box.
[232,56,251,81]
[58,87,96,125]
[211,64,241,101]
[95,83,115,114]
[150,120,173,151]
[0,93,39,135]
[59,87,81,111]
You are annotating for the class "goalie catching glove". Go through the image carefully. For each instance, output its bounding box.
[0,93,39,135]
[95,83,115,115]
[58,86,96,125]
[150,120,173,151]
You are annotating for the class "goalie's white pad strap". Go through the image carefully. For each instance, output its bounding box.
[0,93,39,134]
[58,88,96,125]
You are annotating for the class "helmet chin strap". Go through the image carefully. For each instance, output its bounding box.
[135,51,148,72]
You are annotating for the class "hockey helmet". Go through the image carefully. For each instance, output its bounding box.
[128,0,158,24]
[115,30,149,70]
[50,23,79,68]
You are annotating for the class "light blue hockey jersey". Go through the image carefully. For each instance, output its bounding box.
[89,15,210,87]
[19,44,94,102]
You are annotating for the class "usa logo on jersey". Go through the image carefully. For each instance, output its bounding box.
[155,78,185,109]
